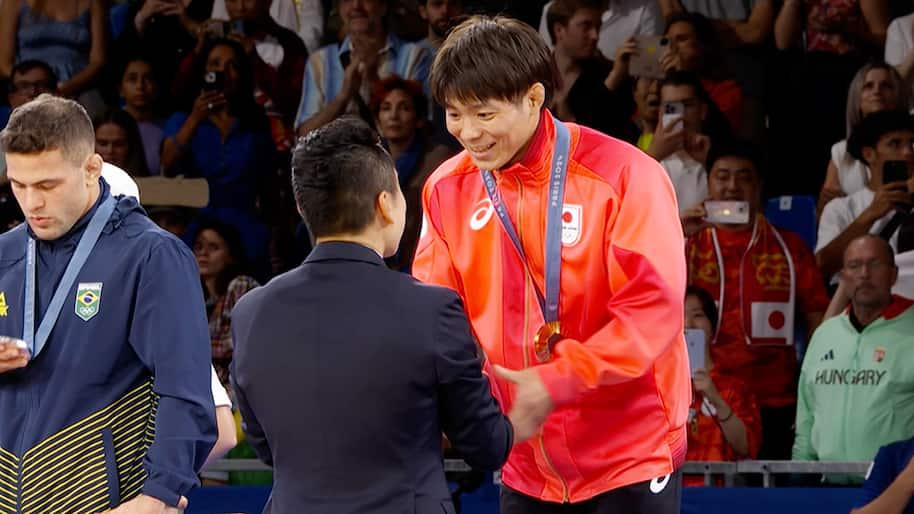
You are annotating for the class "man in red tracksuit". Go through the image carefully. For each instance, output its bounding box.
[412,15,691,514]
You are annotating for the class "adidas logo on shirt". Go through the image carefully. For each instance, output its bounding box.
[821,350,835,361]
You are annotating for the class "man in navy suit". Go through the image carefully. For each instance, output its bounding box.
[229,115,514,514]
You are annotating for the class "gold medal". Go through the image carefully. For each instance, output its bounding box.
[533,321,562,362]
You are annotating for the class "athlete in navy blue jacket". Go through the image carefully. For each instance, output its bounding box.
[0,94,216,513]
[854,438,914,514]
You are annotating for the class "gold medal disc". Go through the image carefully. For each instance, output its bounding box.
[533,321,562,362]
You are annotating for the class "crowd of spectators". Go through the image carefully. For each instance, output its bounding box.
[7,0,914,501]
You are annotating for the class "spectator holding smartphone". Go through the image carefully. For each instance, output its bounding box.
[686,140,829,460]
[660,12,744,132]
[817,111,914,281]
[218,0,306,120]
[170,0,306,150]
[162,37,277,277]
[546,0,638,142]
[114,0,213,105]
[537,0,663,59]
[683,286,761,485]
[818,62,908,215]
[649,71,730,214]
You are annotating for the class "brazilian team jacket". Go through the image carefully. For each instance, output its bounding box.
[0,181,216,513]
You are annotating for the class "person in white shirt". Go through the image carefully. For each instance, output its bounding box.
[649,71,715,214]
[817,111,914,288]
[885,10,914,107]
[818,62,907,215]
[537,0,663,59]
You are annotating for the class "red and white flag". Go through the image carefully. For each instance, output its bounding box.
[750,301,793,342]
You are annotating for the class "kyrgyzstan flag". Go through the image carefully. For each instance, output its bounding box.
[750,301,793,341]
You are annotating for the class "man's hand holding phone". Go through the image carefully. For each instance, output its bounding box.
[704,200,750,225]
[647,105,685,161]
[0,336,29,373]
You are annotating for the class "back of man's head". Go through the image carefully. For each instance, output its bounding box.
[847,110,914,164]
[0,94,94,165]
[291,116,397,238]
[431,15,558,108]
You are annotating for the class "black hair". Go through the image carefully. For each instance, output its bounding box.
[686,285,718,331]
[290,116,397,238]
[847,110,914,164]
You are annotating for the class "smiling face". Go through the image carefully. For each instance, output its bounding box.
[444,84,545,170]
[859,67,899,117]
[339,0,386,35]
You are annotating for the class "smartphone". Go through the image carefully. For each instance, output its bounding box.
[0,336,28,352]
[629,35,669,80]
[662,101,684,131]
[704,200,750,225]
[684,328,706,376]
[883,160,909,185]
[202,71,224,91]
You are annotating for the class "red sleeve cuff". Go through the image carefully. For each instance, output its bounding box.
[535,339,585,408]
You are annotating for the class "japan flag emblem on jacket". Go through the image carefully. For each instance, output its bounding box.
[562,204,582,246]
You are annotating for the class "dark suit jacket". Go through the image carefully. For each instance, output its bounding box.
[230,242,513,514]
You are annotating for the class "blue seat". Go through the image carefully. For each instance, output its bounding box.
[764,195,817,252]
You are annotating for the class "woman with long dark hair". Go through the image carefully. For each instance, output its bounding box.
[161,37,276,277]
[94,107,151,177]
[369,76,454,272]
[192,218,258,388]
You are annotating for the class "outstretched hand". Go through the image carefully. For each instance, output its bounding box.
[494,365,553,443]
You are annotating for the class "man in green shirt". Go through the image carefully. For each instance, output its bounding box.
[794,234,914,484]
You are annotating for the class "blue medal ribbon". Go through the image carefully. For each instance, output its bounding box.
[23,196,116,357]
[480,116,571,347]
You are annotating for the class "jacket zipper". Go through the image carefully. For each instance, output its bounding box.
[16,388,36,512]
[513,175,570,502]
[538,433,569,502]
